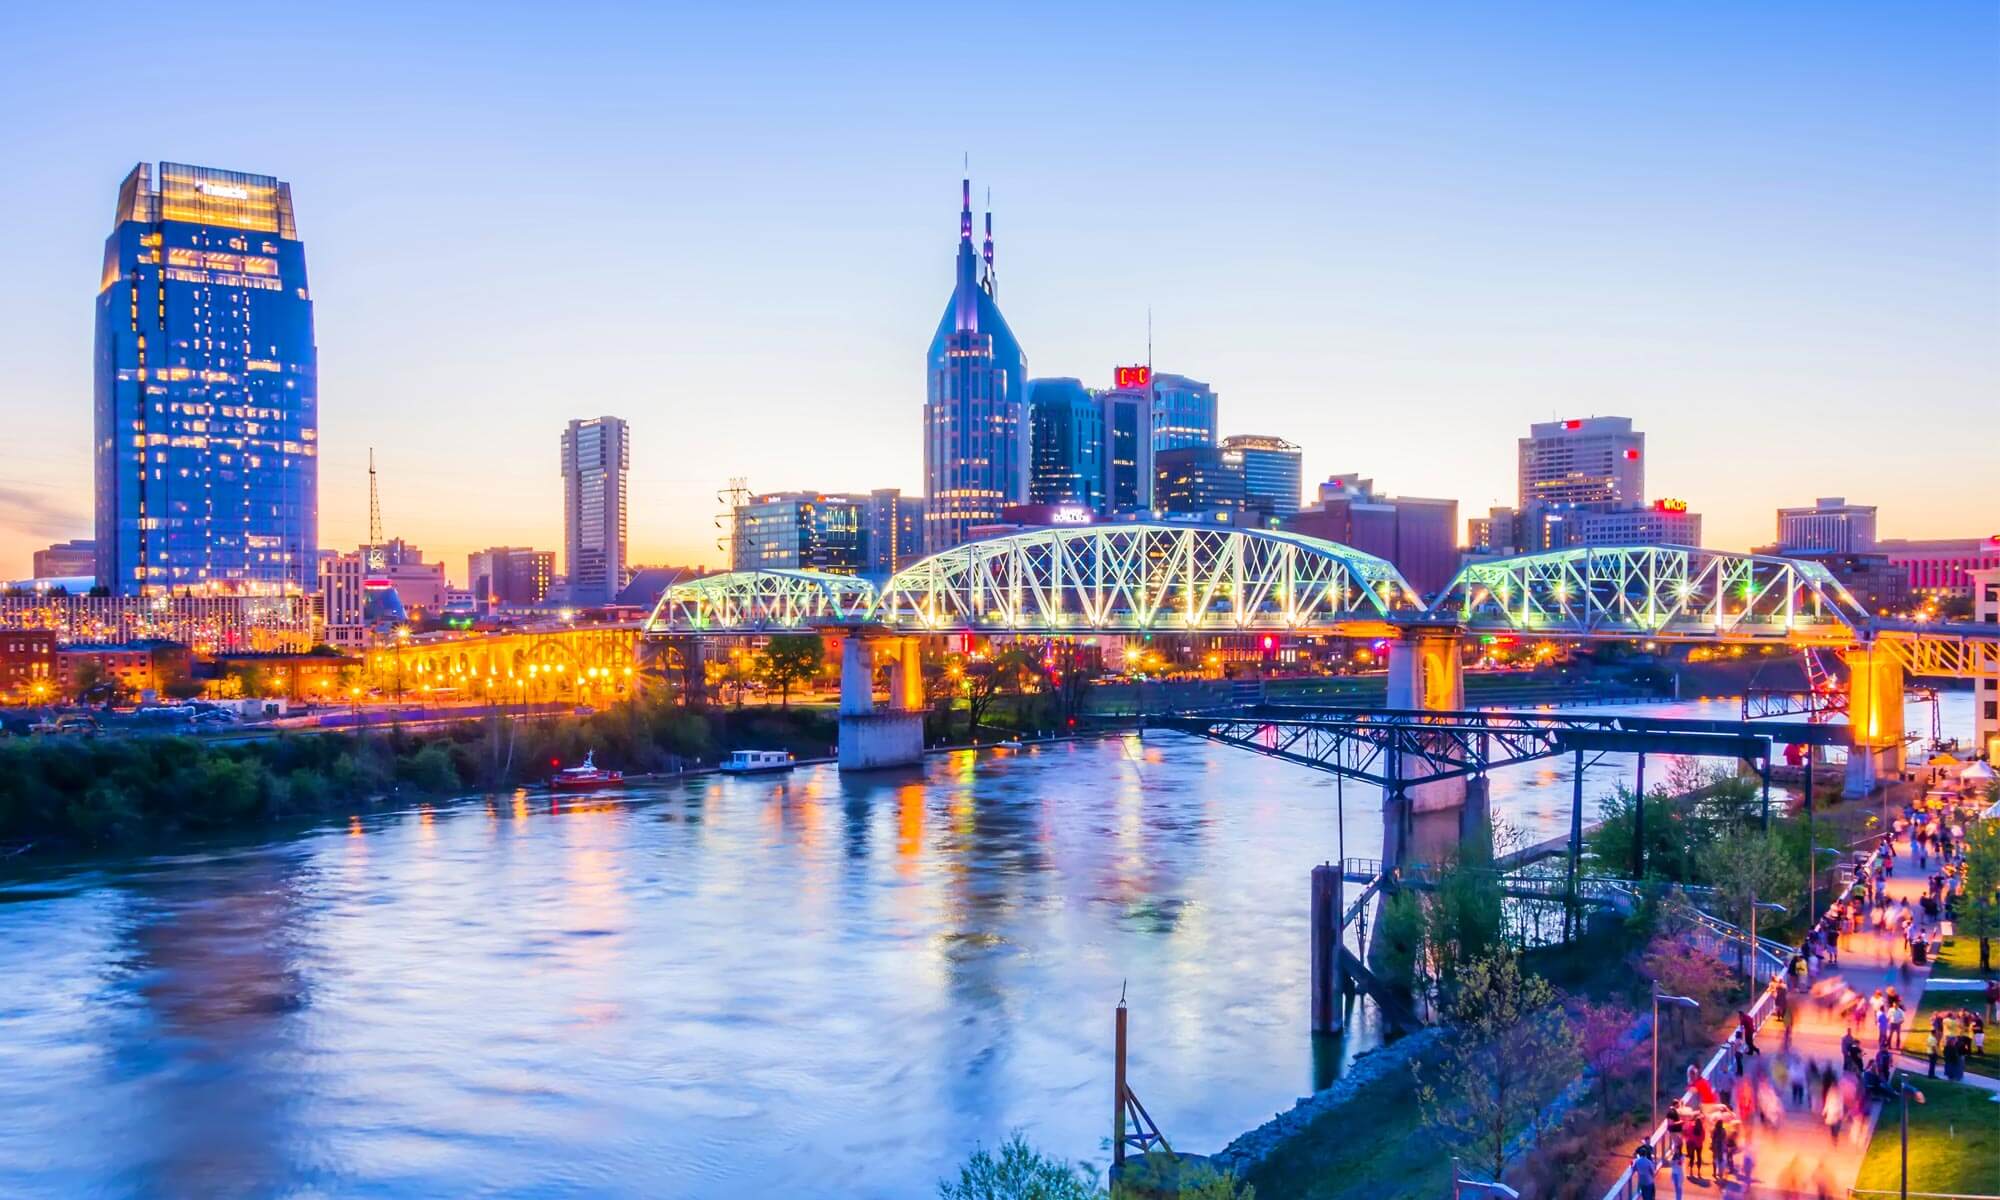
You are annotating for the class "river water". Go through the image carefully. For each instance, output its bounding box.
[0,694,1969,1198]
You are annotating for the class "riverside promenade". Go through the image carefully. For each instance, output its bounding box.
[1611,803,1981,1199]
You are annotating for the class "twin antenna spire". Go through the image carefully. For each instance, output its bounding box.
[961,154,996,298]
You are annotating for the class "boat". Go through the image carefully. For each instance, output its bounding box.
[550,750,623,791]
[719,749,795,775]
[996,739,1024,750]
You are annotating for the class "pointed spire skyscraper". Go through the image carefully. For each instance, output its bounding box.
[924,172,1028,552]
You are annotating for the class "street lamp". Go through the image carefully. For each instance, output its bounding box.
[1895,1073,1926,1200]
[1652,988,1700,1135]
[1747,892,1787,993]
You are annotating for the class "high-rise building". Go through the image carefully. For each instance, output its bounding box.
[561,416,629,605]
[1154,446,1246,518]
[1517,417,1643,511]
[1777,497,1878,554]
[1576,500,1702,547]
[95,162,318,595]
[1097,381,1155,511]
[317,551,367,649]
[1876,536,2000,601]
[1027,378,1106,510]
[730,490,924,577]
[1221,435,1301,525]
[32,539,97,581]
[468,547,556,611]
[1151,373,1219,452]
[923,178,1028,552]
[734,492,869,574]
[864,489,926,576]
[1285,475,1460,598]
[1466,507,1519,556]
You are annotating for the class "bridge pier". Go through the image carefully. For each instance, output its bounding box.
[838,633,926,772]
[1841,643,1905,798]
[1386,626,1472,867]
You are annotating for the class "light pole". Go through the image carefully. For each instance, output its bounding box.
[1653,988,1700,1135]
[1747,892,1787,994]
[1895,1073,1926,1200]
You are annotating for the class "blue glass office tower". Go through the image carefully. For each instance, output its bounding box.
[924,178,1028,551]
[95,162,318,595]
[1151,373,1219,452]
[1027,378,1105,510]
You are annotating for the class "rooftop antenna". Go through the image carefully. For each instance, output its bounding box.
[366,448,386,573]
[982,187,996,297]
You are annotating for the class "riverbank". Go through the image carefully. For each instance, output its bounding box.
[0,701,846,852]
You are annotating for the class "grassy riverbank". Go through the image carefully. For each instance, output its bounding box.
[0,700,838,849]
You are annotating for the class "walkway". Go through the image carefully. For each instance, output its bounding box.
[1701,822,1939,1197]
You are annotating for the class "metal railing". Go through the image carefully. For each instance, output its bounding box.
[1597,839,1888,1200]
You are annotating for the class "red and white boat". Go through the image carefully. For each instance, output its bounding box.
[550,750,623,791]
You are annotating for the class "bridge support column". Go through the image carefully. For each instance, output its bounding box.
[1388,626,1471,847]
[1842,644,1905,799]
[839,632,925,772]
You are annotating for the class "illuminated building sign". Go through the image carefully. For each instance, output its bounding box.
[195,182,251,200]
[1050,506,1093,525]
[1563,419,1583,430]
[1653,499,1688,513]
[1624,449,1641,460]
[1114,365,1151,390]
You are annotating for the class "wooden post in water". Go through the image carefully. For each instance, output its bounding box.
[1113,998,1128,1169]
[1311,862,1341,1033]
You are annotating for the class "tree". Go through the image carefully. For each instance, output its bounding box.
[1959,807,2000,972]
[1570,999,1643,1119]
[1701,830,1801,953]
[758,633,823,708]
[69,660,121,705]
[937,1133,1101,1200]
[1416,949,1580,1182]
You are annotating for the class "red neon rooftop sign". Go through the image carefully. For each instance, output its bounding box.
[1114,365,1151,390]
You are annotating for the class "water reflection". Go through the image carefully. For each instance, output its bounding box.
[0,695,1966,1197]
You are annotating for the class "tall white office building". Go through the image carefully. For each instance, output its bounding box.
[561,416,629,605]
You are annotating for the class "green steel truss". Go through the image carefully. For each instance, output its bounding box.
[644,569,879,633]
[1428,545,1873,642]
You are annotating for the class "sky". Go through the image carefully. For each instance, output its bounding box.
[0,2,1994,583]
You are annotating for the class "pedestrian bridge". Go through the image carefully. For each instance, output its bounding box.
[647,523,1418,636]
[644,529,1884,644]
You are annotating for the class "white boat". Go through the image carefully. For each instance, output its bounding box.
[996,739,1024,750]
[720,749,796,775]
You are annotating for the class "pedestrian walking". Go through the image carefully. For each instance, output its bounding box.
[1669,1146,1685,1200]
[1630,1142,1657,1200]
[1889,1000,1906,1050]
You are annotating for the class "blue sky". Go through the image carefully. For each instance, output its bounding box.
[0,2,1993,579]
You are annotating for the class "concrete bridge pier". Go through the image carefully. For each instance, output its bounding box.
[838,633,926,772]
[1383,626,1475,871]
[1841,644,1905,798]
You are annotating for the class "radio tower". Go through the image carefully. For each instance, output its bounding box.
[716,477,749,562]
[366,448,386,574]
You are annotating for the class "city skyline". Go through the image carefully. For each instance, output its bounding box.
[1,4,1994,582]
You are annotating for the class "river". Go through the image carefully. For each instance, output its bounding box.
[0,693,1970,1198]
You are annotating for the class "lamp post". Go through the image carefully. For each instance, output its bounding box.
[1747,892,1787,993]
[1895,1073,1926,1200]
[1652,988,1700,1135]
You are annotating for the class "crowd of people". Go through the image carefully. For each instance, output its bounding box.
[1624,794,1986,1200]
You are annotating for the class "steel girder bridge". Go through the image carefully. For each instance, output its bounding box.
[646,523,1416,636]
[1145,703,1844,790]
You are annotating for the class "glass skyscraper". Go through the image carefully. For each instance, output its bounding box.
[561,416,630,605]
[923,178,1027,552]
[1150,373,1218,452]
[94,162,318,595]
[1026,378,1105,510]
[1221,434,1303,524]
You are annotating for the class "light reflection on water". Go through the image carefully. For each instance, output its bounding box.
[0,695,1965,1197]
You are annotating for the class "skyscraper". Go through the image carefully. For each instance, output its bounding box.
[1097,378,1155,511]
[1221,435,1302,524]
[923,178,1028,552]
[1517,417,1643,510]
[1150,373,1219,451]
[1777,497,1878,554]
[1027,378,1106,510]
[94,162,318,595]
[561,416,629,605]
